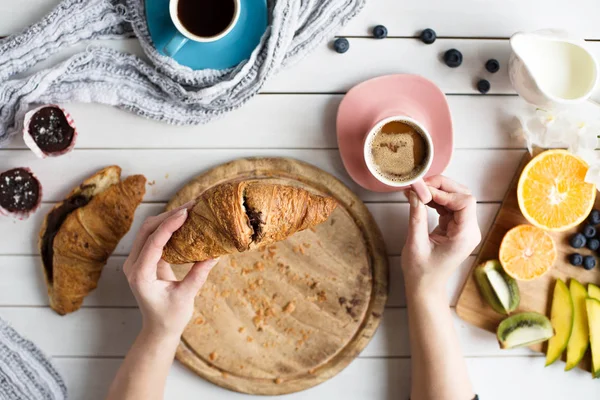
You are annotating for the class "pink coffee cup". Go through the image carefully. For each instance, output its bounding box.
[363,116,434,204]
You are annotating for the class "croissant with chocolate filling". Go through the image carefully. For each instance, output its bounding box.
[162,181,337,264]
[39,166,146,315]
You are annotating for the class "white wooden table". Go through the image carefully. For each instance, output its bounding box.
[2,1,600,398]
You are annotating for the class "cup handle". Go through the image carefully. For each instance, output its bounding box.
[164,32,189,57]
[411,179,432,204]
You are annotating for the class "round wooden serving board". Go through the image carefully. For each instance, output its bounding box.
[165,157,388,395]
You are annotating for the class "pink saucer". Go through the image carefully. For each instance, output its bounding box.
[337,74,453,193]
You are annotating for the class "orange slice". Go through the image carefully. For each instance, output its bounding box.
[517,149,596,232]
[499,224,557,281]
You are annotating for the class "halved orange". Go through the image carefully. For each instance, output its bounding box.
[517,149,596,232]
[499,224,557,281]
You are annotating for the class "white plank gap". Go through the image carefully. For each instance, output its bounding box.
[4,0,600,39]
[0,255,476,308]
[0,149,526,203]
[0,307,530,358]
[6,38,600,94]
[264,39,600,94]
[0,202,501,256]
[53,357,600,400]
[342,0,600,39]
[4,95,527,150]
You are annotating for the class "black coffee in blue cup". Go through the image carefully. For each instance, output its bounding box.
[177,0,237,38]
[165,0,241,57]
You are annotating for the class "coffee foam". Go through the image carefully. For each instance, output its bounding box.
[366,120,430,183]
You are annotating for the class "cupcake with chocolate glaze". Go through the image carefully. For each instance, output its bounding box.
[23,105,77,158]
[0,168,42,219]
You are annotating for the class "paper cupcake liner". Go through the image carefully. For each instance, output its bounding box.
[23,105,77,159]
[0,167,43,220]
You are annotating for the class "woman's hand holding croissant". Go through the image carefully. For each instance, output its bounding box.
[124,204,219,340]
[109,205,218,400]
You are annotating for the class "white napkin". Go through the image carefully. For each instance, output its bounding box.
[515,103,600,185]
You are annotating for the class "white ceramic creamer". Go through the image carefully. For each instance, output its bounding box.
[509,29,600,108]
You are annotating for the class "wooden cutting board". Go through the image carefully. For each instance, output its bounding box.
[457,152,600,370]
[165,157,388,395]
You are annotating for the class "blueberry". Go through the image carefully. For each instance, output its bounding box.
[420,28,436,44]
[333,38,349,54]
[584,255,596,270]
[583,224,597,238]
[477,79,491,94]
[570,233,587,248]
[589,209,600,225]
[569,253,584,266]
[444,49,463,68]
[373,25,388,39]
[485,59,500,73]
[588,238,600,251]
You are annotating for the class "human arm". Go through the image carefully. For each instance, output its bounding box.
[401,176,481,400]
[106,205,218,400]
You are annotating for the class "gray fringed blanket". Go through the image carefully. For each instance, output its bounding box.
[0,318,66,400]
[0,0,365,146]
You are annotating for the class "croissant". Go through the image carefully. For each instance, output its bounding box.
[39,166,146,315]
[162,181,337,264]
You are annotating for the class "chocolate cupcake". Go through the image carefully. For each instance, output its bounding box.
[23,105,77,158]
[0,168,42,219]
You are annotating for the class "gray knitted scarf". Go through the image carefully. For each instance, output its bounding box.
[0,0,365,146]
[0,318,66,400]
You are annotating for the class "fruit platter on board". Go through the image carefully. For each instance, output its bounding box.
[457,149,600,377]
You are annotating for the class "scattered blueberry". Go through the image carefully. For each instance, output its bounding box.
[584,255,597,270]
[373,25,388,39]
[583,224,597,238]
[333,38,349,54]
[570,233,587,249]
[485,59,500,73]
[569,253,584,266]
[444,49,463,68]
[589,209,600,225]
[587,238,600,251]
[477,79,491,94]
[420,28,437,44]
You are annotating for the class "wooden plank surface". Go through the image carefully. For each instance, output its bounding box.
[4,0,600,39]
[0,149,525,203]
[0,307,531,358]
[0,255,475,308]
[6,96,526,150]
[0,202,501,256]
[2,1,596,398]
[54,357,600,400]
[342,0,600,39]
[5,38,600,94]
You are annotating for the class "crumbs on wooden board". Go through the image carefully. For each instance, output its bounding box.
[283,301,296,314]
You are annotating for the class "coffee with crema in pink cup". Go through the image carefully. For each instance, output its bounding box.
[363,116,434,203]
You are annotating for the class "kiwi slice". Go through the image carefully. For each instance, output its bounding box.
[474,259,520,315]
[497,312,554,349]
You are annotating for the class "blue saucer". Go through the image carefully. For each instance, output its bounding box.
[145,0,268,70]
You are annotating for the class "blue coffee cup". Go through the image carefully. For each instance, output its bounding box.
[164,0,241,57]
